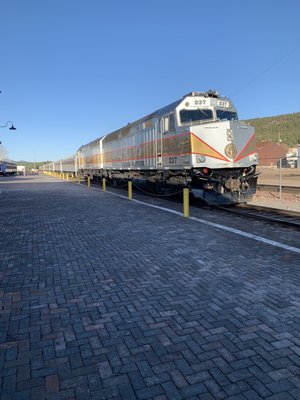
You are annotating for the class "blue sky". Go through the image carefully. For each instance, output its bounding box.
[1,0,300,161]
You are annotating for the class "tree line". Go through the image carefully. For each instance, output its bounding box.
[246,112,300,147]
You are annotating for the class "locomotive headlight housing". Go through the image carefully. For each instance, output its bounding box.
[250,153,258,162]
[196,155,206,163]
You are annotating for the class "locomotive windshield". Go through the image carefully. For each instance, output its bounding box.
[216,110,238,121]
[180,109,213,124]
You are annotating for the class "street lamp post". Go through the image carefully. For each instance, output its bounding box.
[0,121,16,130]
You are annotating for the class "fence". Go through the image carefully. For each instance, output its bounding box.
[257,158,300,199]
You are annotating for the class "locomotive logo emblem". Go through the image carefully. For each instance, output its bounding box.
[224,143,237,159]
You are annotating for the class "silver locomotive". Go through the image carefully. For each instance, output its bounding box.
[42,91,258,205]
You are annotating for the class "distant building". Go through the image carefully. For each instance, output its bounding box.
[256,141,288,166]
[17,165,26,175]
[283,147,299,168]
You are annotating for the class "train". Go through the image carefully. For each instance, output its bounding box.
[0,160,17,176]
[41,90,259,205]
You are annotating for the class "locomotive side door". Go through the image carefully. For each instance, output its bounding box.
[156,118,163,167]
[156,115,170,167]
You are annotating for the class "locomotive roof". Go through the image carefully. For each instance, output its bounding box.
[78,97,183,150]
[151,98,183,117]
[139,90,223,120]
[78,91,224,150]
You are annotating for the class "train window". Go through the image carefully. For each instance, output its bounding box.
[216,110,238,121]
[163,116,169,133]
[144,119,153,129]
[169,114,175,131]
[157,119,162,134]
[180,109,213,124]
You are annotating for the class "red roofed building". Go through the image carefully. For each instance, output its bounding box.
[256,141,288,166]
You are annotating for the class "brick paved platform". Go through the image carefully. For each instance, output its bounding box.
[0,175,300,400]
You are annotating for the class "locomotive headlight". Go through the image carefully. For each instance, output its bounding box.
[196,155,206,163]
[250,153,258,162]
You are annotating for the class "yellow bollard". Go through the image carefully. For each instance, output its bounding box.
[102,178,106,192]
[128,181,132,200]
[183,188,189,218]
[78,175,81,184]
[66,174,69,181]
[88,176,91,188]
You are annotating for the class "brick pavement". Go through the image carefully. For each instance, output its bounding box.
[0,175,300,399]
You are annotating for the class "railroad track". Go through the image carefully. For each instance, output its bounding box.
[257,184,300,195]
[207,203,300,229]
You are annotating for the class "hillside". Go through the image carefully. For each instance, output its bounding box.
[246,112,300,147]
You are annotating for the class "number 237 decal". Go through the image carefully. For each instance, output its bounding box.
[168,156,177,164]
